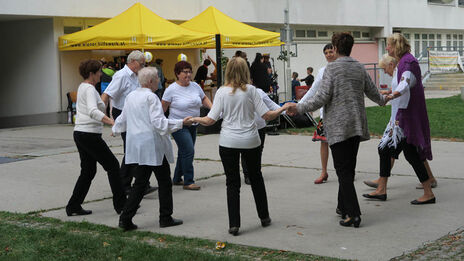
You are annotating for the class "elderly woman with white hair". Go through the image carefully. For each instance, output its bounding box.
[113,67,192,231]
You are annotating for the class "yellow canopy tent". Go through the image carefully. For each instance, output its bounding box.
[180,6,283,48]
[180,6,283,84]
[58,3,215,51]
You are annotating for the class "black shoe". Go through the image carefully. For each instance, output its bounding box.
[119,220,138,231]
[411,197,436,205]
[228,227,239,236]
[339,216,361,228]
[144,185,158,196]
[173,180,184,186]
[261,217,272,227]
[362,193,387,201]
[160,218,183,228]
[66,208,92,217]
[244,177,251,185]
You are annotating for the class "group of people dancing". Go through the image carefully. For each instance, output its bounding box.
[66,31,436,235]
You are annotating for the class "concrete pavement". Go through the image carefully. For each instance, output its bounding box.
[0,123,463,260]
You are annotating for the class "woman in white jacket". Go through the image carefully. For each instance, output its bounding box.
[113,67,191,231]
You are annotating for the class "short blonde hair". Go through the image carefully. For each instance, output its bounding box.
[137,67,158,87]
[387,33,411,59]
[378,54,398,69]
[224,57,250,93]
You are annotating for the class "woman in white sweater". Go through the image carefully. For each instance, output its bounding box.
[192,57,289,236]
[66,59,126,216]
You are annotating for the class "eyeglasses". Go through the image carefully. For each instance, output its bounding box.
[181,70,193,74]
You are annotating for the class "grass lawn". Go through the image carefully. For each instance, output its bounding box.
[0,212,344,261]
[280,95,464,141]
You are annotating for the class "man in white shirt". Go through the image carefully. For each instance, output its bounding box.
[102,50,157,196]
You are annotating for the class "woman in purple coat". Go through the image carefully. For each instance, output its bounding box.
[363,33,436,205]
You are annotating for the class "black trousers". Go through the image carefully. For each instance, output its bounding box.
[67,131,126,212]
[219,145,269,228]
[112,107,134,191]
[119,157,173,223]
[241,128,266,178]
[379,139,429,183]
[330,136,361,217]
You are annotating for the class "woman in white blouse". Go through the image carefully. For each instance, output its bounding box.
[113,67,191,231]
[192,57,289,236]
[66,59,126,217]
[162,61,212,191]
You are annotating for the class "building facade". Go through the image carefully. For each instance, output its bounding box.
[1,0,464,127]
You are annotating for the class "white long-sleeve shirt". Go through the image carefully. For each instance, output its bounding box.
[74,82,106,134]
[112,88,183,166]
[207,84,269,149]
[104,65,141,110]
[390,69,414,122]
[254,88,282,129]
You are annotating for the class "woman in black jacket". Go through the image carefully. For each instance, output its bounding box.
[250,53,271,93]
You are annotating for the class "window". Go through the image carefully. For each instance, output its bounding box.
[295,30,305,38]
[318,31,328,37]
[428,0,456,5]
[404,33,410,40]
[459,35,464,55]
[459,0,464,6]
[353,31,361,38]
[437,34,443,50]
[64,26,82,34]
[307,30,316,38]
[415,39,421,57]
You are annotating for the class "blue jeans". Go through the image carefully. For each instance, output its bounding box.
[172,125,197,185]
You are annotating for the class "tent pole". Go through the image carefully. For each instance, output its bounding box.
[215,34,222,87]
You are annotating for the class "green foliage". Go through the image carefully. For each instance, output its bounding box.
[0,212,342,261]
[366,95,464,140]
[279,96,464,141]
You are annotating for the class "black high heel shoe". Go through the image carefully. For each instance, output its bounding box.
[339,216,361,228]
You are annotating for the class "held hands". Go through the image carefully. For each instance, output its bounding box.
[380,89,392,95]
[285,102,298,116]
[384,91,401,104]
[183,116,193,126]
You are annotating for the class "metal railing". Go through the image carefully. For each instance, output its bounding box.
[364,63,381,88]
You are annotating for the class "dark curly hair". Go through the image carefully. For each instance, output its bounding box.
[79,59,102,79]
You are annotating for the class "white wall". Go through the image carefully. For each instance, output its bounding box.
[4,0,464,31]
[390,0,464,30]
[0,18,60,117]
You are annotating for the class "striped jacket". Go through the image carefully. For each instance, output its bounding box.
[297,56,386,145]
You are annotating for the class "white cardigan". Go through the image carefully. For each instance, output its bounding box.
[74,82,106,134]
